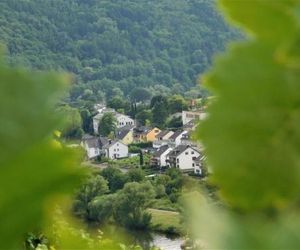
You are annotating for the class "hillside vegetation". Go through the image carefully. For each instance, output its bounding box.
[0,0,240,102]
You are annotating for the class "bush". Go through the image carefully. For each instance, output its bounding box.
[128,145,141,153]
[169,192,180,203]
[129,142,153,149]
[126,168,145,183]
[155,184,166,198]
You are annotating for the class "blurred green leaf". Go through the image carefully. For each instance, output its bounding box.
[0,54,82,248]
[218,0,299,43]
[195,0,300,248]
[198,0,300,212]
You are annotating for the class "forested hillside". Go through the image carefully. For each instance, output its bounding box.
[0,0,240,102]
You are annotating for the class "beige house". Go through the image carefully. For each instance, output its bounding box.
[116,126,134,145]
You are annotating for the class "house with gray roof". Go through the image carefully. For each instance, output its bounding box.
[153,130,175,148]
[102,139,128,159]
[167,145,201,172]
[150,145,173,167]
[81,135,101,159]
[116,125,134,145]
[82,135,129,160]
[169,130,188,147]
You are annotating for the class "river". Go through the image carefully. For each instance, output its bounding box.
[89,224,184,250]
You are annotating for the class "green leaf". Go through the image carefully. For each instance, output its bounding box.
[218,0,299,44]
[197,1,300,211]
[0,56,82,248]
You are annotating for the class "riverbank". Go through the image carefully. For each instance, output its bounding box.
[149,209,184,236]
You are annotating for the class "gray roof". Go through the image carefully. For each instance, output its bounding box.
[134,126,150,134]
[169,130,185,140]
[153,145,170,157]
[82,134,94,140]
[167,145,189,158]
[156,130,172,139]
[116,126,133,140]
[102,139,126,149]
[167,145,200,158]
[183,119,196,129]
[84,137,100,148]
[99,136,109,147]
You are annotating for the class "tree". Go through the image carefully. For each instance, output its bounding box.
[88,194,115,223]
[57,105,83,138]
[80,108,93,133]
[113,182,155,229]
[152,101,168,128]
[107,95,130,111]
[130,87,152,103]
[98,112,117,136]
[1,0,239,101]
[166,116,183,129]
[139,150,144,166]
[126,168,145,182]
[136,109,152,126]
[73,175,109,221]
[168,95,188,114]
[100,167,127,192]
[150,95,168,109]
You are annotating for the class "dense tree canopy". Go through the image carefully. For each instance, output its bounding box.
[0,0,240,103]
[98,112,117,136]
[57,105,83,138]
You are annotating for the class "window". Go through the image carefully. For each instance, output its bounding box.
[191,151,194,154]
[117,148,119,151]
[177,158,179,163]
[114,149,116,152]
[192,163,195,167]
[185,152,188,155]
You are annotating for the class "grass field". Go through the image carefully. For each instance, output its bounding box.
[148,208,183,235]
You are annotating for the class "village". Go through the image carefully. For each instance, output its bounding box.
[81,104,207,176]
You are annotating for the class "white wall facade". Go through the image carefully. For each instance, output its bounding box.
[182,111,207,125]
[83,143,100,159]
[174,131,188,146]
[160,148,173,167]
[93,112,134,134]
[194,162,202,175]
[176,148,200,171]
[116,114,135,128]
[106,141,128,159]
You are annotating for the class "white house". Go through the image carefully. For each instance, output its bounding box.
[167,145,201,172]
[182,110,207,125]
[150,145,173,167]
[81,135,101,159]
[193,155,204,175]
[156,130,174,140]
[103,140,128,159]
[93,109,135,134]
[115,113,135,128]
[169,130,188,147]
[153,130,175,148]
